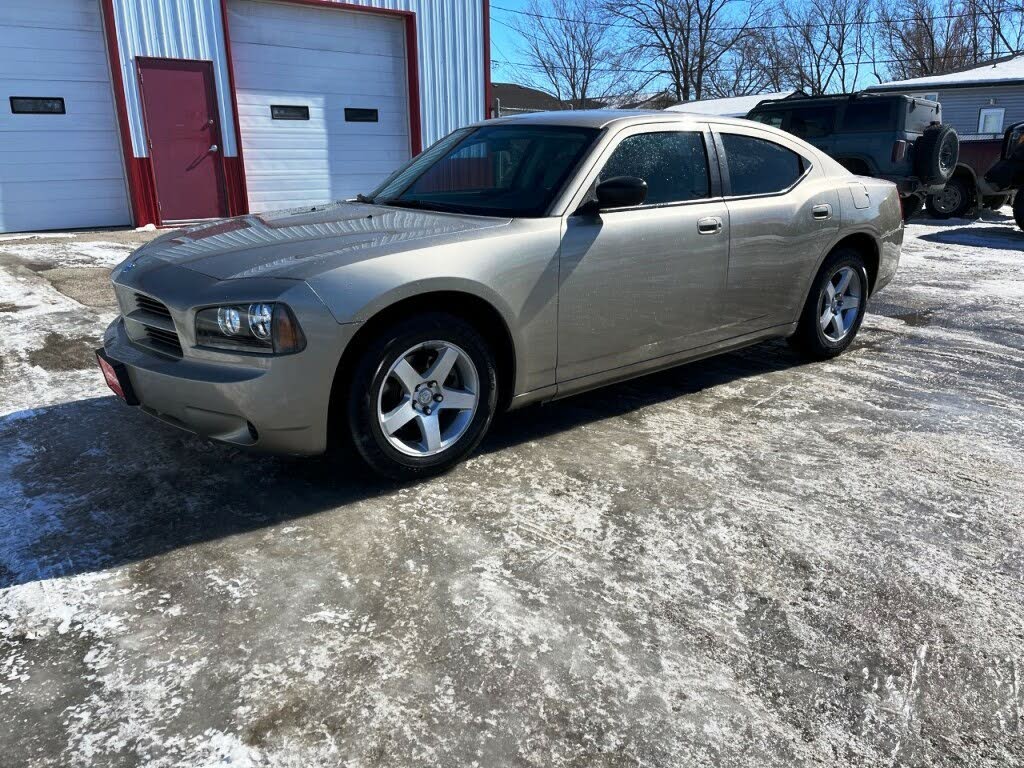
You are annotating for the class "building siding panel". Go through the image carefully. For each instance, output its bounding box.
[227,0,412,210]
[111,0,485,162]
[0,0,130,233]
[892,85,1024,142]
[110,0,238,157]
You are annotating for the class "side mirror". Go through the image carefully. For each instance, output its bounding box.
[595,176,648,210]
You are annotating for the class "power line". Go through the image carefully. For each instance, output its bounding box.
[491,1,1018,34]
[491,14,1020,75]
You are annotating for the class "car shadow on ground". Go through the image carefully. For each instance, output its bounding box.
[917,225,1024,250]
[1,340,808,590]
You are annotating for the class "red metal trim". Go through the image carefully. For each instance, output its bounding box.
[482,0,492,119]
[219,0,425,198]
[404,14,423,154]
[218,0,249,216]
[99,0,156,227]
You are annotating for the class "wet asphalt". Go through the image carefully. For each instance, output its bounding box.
[1,215,1022,766]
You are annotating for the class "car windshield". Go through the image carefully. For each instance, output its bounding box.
[366,124,600,217]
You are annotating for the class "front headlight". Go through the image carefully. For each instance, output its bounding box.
[195,303,306,354]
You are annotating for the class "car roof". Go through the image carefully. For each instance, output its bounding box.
[475,109,758,131]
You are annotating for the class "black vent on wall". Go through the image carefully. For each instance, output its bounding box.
[10,97,65,114]
[271,105,309,120]
[345,108,378,123]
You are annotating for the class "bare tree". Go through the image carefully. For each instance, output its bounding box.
[875,0,975,79]
[778,0,870,94]
[511,0,639,109]
[706,35,777,96]
[608,0,766,102]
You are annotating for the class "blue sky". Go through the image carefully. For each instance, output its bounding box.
[489,0,548,89]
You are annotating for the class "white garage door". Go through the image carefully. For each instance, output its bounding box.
[0,0,130,233]
[227,0,413,212]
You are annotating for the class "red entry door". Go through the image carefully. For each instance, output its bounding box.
[136,58,227,221]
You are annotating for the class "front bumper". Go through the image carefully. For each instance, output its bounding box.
[100,267,357,456]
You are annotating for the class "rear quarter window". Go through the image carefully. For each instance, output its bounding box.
[721,133,807,196]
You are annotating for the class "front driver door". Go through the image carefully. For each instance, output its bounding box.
[556,126,731,384]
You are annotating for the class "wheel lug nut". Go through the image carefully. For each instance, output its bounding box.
[434,393,443,402]
[424,406,432,415]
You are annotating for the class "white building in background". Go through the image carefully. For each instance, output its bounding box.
[0,0,490,234]
[867,54,1024,141]
[666,91,797,118]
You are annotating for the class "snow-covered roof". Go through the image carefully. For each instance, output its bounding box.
[869,55,1024,90]
[665,91,797,117]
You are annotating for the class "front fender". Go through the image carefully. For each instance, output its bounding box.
[305,219,563,397]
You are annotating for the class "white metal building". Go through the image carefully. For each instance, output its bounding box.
[666,91,798,118]
[0,0,490,233]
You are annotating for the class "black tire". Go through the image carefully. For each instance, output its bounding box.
[914,124,959,185]
[925,176,973,219]
[1014,192,1024,230]
[345,312,498,479]
[789,248,869,361]
[900,194,923,221]
[983,194,1009,210]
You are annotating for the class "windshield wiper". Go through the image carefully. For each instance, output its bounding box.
[355,193,375,204]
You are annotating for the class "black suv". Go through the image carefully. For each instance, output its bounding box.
[984,121,1024,228]
[747,93,959,218]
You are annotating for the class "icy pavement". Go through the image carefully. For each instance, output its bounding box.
[1,215,1022,766]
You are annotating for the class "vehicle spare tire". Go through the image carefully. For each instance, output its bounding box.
[915,124,959,184]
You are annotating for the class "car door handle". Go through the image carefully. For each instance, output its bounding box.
[697,216,723,234]
[812,203,832,220]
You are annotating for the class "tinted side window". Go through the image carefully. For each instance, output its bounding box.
[721,134,805,196]
[789,106,835,138]
[841,101,894,131]
[599,131,709,205]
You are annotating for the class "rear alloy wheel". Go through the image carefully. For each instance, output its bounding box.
[790,248,868,360]
[925,177,972,219]
[346,312,497,479]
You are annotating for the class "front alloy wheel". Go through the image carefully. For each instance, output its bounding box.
[346,312,498,479]
[377,341,480,457]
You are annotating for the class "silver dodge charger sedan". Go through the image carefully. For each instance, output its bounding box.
[97,111,903,478]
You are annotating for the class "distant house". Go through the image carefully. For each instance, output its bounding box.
[867,55,1024,141]
[609,91,680,111]
[491,83,562,117]
[665,91,798,118]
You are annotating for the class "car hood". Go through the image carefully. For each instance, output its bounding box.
[124,202,512,281]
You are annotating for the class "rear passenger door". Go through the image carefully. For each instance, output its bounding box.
[713,125,840,331]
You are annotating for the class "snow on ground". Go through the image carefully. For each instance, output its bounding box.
[0,215,1022,767]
